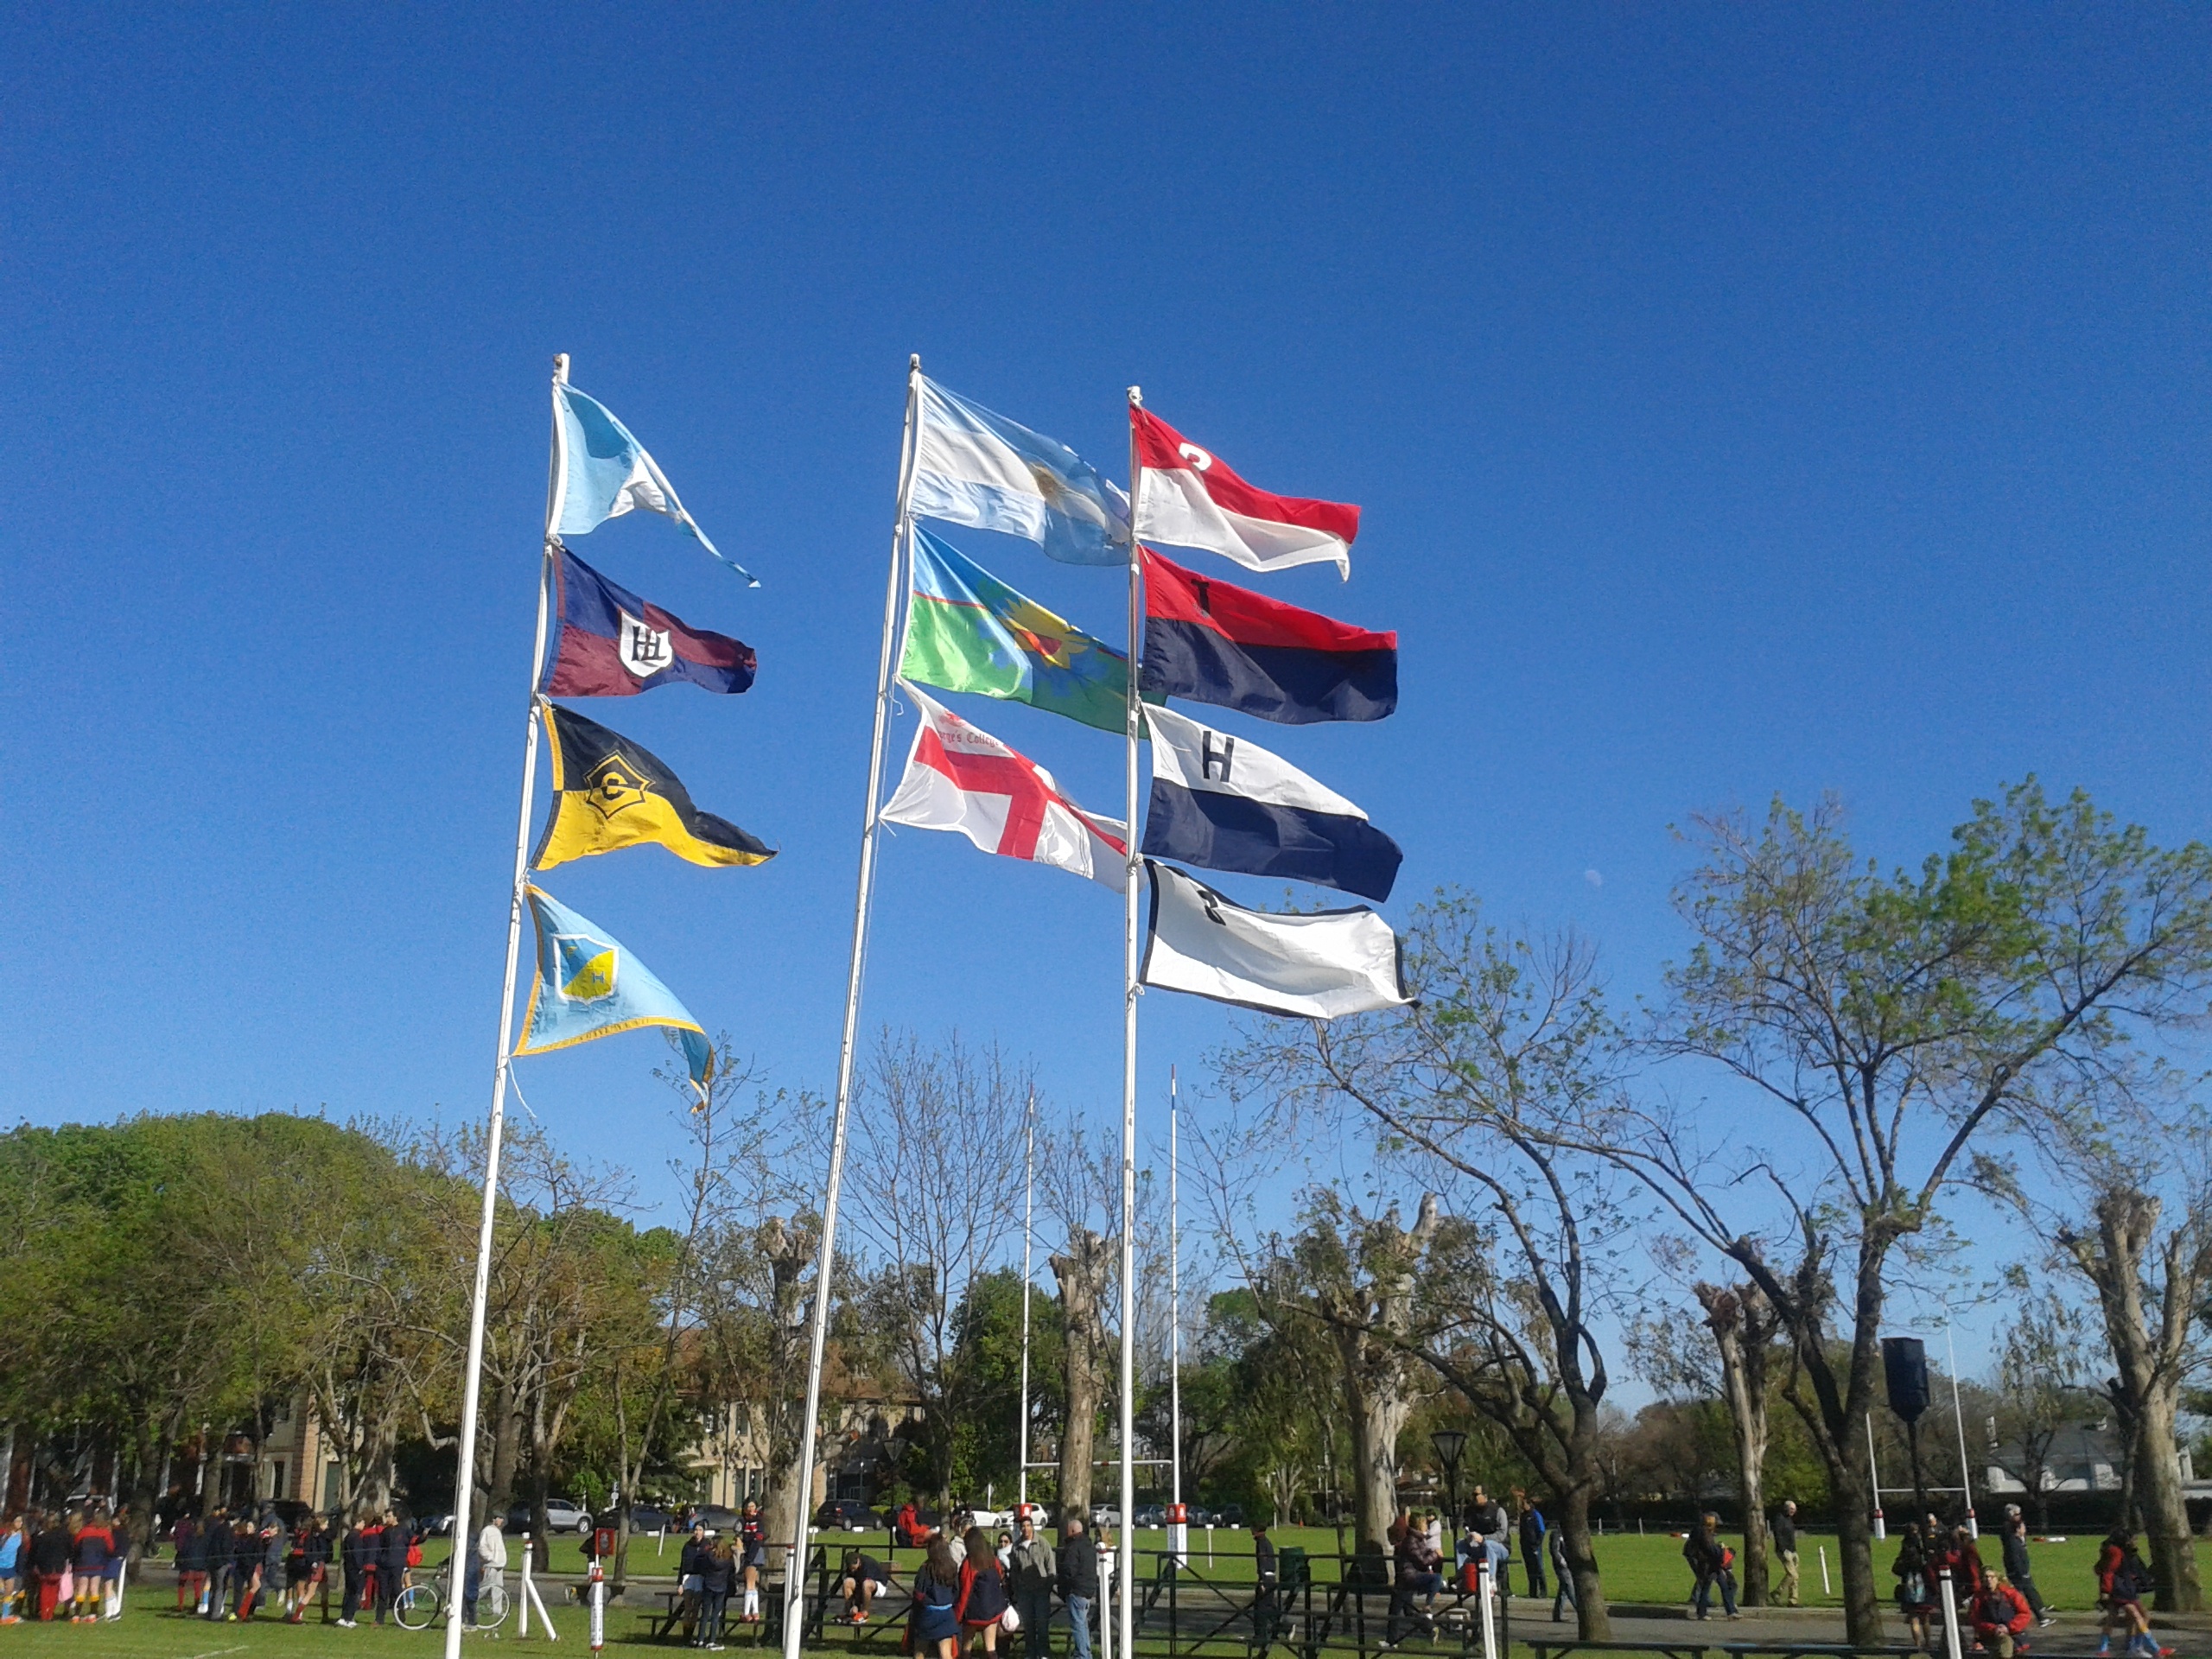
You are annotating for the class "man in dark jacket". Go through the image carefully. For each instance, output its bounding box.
[2000,1505,2056,1626]
[28,1514,71,1622]
[338,1517,373,1626]
[375,1512,410,1625]
[1516,1495,1548,1599]
[1007,1512,1056,1656]
[1771,1502,1800,1607]
[1058,1517,1098,1659]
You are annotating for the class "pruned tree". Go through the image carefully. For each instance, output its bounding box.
[1986,1288,2092,1529]
[1580,784,2212,1642]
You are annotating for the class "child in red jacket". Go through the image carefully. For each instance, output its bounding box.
[1970,1576,2033,1659]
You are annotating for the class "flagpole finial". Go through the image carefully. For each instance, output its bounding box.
[552,353,570,385]
[910,353,922,371]
[1128,385,1143,407]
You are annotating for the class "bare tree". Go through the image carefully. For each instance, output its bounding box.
[1695,1282,1784,1604]
[838,1030,1029,1504]
[1040,1114,1117,1522]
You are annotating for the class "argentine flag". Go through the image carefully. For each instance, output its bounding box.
[912,378,1129,565]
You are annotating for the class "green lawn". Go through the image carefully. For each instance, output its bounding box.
[22,1526,2107,1659]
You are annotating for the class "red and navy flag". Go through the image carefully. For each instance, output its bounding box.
[1139,548,1395,724]
[541,546,757,698]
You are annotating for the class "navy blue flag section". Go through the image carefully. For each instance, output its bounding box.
[1140,704,1402,902]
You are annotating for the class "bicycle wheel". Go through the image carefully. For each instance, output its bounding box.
[394,1585,441,1631]
[476,1583,510,1630]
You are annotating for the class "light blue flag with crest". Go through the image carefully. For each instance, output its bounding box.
[553,384,758,586]
[912,378,1130,565]
[513,886,714,1097]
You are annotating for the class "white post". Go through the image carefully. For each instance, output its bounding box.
[444,353,565,1659]
[1819,1544,1831,1597]
[782,356,924,1659]
[1938,1568,1964,1659]
[1169,1067,1181,1516]
[1117,385,1146,1659]
[1477,1558,1499,1659]
[1868,1414,1887,1541]
[1019,1087,1037,1512]
[1098,1546,1117,1659]
[1946,1313,1976,1535]
[520,1541,531,1637]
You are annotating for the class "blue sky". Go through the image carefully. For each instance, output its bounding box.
[6,7,2209,1351]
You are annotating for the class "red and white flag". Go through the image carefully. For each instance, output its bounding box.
[881,683,1128,890]
[1132,406,1361,578]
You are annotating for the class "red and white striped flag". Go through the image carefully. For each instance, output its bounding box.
[880,683,1128,890]
[1132,406,1361,577]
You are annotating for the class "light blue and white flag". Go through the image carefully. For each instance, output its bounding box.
[513,885,714,1097]
[553,384,757,586]
[912,378,1130,565]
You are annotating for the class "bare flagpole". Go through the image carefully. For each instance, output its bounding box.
[782,355,925,1659]
[444,351,566,1659]
[1118,385,1146,1659]
[1018,1085,1038,1512]
[1169,1065,1180,1516]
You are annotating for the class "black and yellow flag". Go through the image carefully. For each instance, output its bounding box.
[533,701,774,871]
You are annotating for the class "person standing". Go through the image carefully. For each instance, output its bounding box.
[1684,1513,1738,1620]
[1548,1522,1575,1624]
[697,1535,734,1651]
[467,1513,507,1626]
[1057,1517,1097,1659]
[1007,1510,1056,1656]
[338,1514,372,1627]
[912,1535,964,1659]
[71,1507,113,1623]
[29,1511,71,1621]
[1516,1493,1548,1600]
[0,1511,22,1623]
[374,1510,410,1626]
[255,1511,288,1619]
[2000,1505,2056,1628]
[956,1523,1010,1656]
[172,1509,206,1613]
[677,1520,709,1643]
[1893,1522,1936,1653]
[1771,1501,1800,1608]
[1252,1517,1280,1644]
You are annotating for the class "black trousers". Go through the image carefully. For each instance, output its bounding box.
[342,1569,364,1622]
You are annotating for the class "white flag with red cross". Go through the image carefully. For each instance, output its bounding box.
[881,683,1128,890]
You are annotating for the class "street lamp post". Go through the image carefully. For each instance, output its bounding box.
[1432,1429,1468,1531]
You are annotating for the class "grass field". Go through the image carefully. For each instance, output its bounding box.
[0,1527,2116,1657]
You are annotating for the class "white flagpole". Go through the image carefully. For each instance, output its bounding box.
[1118,385,1145,1659]
[444,351,566,1659]
[782,355,924,1659]
[1018,1085,1037,1511]
[1169,1066,1180,1516]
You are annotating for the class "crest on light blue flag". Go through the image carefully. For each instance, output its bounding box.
[514,886,713,1097]
[553,383,758,586]
[912,378,1130,565]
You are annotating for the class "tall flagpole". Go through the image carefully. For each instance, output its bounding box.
[1018,1085,1037,1512]
[783,355,924,1659]
[1119,385,1146,1659]
[444,351,565,1659]
[1169,1066,1181,1517]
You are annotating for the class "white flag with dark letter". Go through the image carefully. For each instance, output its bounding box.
[1138,860,1408,1019]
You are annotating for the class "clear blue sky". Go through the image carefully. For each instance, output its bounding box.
[6,7,2208,1297]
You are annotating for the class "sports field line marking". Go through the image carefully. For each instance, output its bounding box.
[180,1645,249,1659]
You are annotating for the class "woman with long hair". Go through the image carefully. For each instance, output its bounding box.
[957,1524,1009,1656]
[912,1536,963,1659]
[1894,1522,1936,1654]
[696,1536,734,1651]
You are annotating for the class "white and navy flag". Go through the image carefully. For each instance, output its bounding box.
[1139,861,1408,1020]
[1141,705,1401,902]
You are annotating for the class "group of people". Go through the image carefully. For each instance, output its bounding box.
[893,1510,1103,1659]
[0,1507,127,1623]
[666,1501,771,1649]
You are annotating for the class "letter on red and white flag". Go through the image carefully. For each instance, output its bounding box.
[1132,406,1360,577]
[880,683,1128,890]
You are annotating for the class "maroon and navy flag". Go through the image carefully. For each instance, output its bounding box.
[1140,548,1395,725]
[541,545,757,698]
[1133,405,1361,577]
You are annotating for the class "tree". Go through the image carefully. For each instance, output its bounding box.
[1041,1114,1119,1522]
[1222,896,1632,1638]
[1986,1290,2092,1529]
[1696,1282,1784,1604]
[1595,784,2212,1642]
[839,1031,1029,1504]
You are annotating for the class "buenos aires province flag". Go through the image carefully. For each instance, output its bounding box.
[514,887,714,1096]
[880,683,1128,890]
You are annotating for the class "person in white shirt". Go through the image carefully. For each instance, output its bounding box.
[467,1516,508,1625]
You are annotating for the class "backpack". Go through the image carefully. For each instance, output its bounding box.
[1721,1546,1736,1571]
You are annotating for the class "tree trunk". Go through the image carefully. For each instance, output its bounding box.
[486,1376,521,1516]
[1557,1478,1611,1640]
[1699,1282,1777,1606]
[2138,1386,2198,1611]
[1339,1326,1414,1554]
[1052,1227,1111,1522]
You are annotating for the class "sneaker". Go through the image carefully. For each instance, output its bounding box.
[337,1618,356,1627]
[2039,1616,2058,1628]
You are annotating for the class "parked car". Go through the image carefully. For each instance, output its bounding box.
[1135,1506,1166,1529]
[420,1513,454,1538]
[504,1497,594,1535]
[1091,1505,1122,1528]
[1212,1504,1245,1528]
[694,1504,741,1535]
[816,1500,880,1532]
[628,1504,677,1535]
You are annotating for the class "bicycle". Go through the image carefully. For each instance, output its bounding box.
[392,1567,510,1633]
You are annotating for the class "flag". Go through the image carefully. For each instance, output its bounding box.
[1139,861,1408,1019]
[533,702,774,871]
[553,383,757,585]
[1141,548,1396,724]
[1132,405,1359,576]
[514,886,714,1096]
[880,682,1128,889]
[1142,705,1402,902]
[912,378,1130,565]
[541,546,757,698]
[901,527,1150,734]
